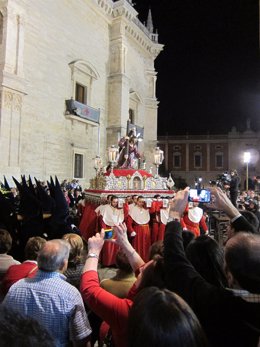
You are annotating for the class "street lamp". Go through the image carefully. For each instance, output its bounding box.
[153,147,164,177]
[244,152,251,191]
[198,177,202,190]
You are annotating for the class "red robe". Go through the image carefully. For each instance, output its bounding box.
[181,205,208,237]
[126,207,151,262]
[149,200,163,244]
[79,202,99,241]
[100,205,124,267]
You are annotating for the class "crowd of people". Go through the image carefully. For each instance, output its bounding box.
[1,174,260,346]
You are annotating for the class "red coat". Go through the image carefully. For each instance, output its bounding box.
[1,261,38,295]
[81,270,132,347]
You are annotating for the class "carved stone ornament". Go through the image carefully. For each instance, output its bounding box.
[4,91,13,109]
[13,94,22,112]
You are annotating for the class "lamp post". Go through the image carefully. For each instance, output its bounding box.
[153,147,164,177]
[198,177,202,190]
[244,152,251,191]
[107,145,119,174]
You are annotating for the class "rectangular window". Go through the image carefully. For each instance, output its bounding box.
[129,109,135,124]
[75,83,87,104]
[173,154,181,168]
[216,154,223,168]
[74,154,83,178]
[194,154,201,168]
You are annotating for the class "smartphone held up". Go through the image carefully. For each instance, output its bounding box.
[188,189,211,203]
[104,228,114,240]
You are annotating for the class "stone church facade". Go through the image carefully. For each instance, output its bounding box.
[0,0,163,184]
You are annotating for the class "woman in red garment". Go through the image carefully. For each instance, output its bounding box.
[126,196,151,262]
[80,223,165,347]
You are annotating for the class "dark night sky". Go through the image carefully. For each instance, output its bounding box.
[133,0,260,135]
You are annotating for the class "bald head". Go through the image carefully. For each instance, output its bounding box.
[225,232,260,293]
[37,239,70,272]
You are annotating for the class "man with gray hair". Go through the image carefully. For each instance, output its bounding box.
[3,239,92,347]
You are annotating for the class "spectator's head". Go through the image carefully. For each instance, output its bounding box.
[62,233,84,264]
[0,305,54,347]
[24,237,47,261]
[244,200,259,214]
[0,229,12,254]
[149,240,164,260]
[182,230,195,250]
[186,236,228,288]
[230,210,258,235]
[248,190,256,199]
[137,256,165,292]
[240,209,259,230]
[128,287,208,347]
[225,232,260,293]
[115,250,133,274]
[37,239,70,272]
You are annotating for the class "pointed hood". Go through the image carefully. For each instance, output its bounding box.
[35,178,55,216]
[1,176,14,202]
[3,176,11,191]
[53,176,69,219]
[13,176,41,219]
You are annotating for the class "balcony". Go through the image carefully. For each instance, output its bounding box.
[65,99,100,125]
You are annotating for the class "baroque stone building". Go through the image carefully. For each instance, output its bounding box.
[0,0,163,184]
[158,122,260,188]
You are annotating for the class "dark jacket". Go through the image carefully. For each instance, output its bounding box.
[230,175,240,192]
[164,218,260,347]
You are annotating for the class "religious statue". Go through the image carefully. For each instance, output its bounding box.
[117,128,140,169]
